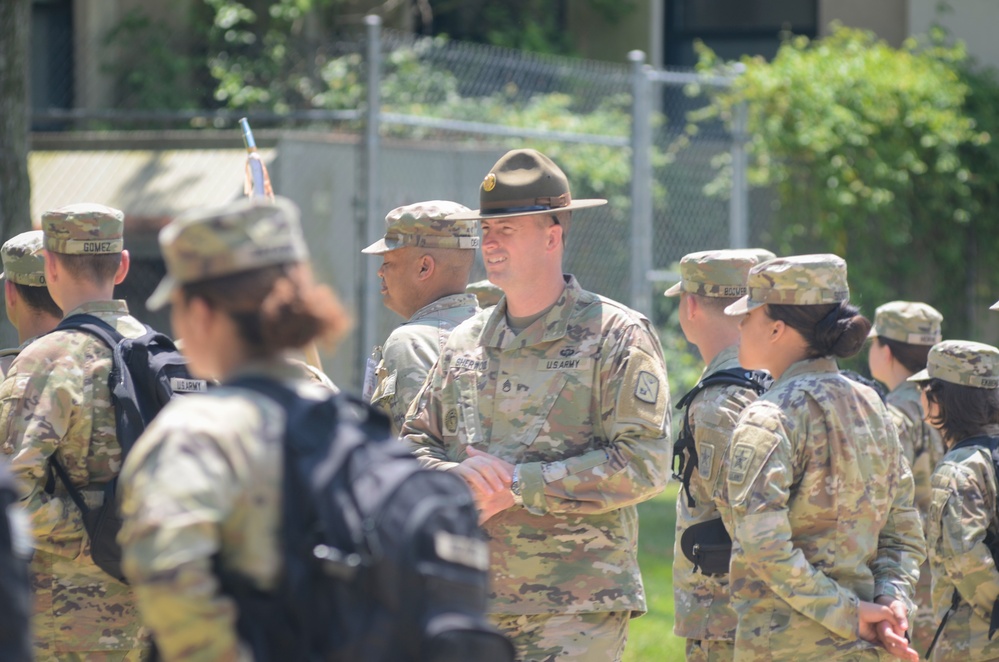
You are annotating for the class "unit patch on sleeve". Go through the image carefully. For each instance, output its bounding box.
[728,443,756,485]
[635,371,659,404]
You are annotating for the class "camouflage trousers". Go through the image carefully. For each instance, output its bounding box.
[686,638,735,661]
[910,560,935,659]
[492,611,629,662]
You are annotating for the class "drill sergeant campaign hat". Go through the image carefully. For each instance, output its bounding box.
[42,203,124,255]
[447,148,607,221]
[362,200,477,255]
[146,196,308,311]
[664,248,777,298]
[0,231,47,287]
[868,301,943,346]
[908,340,999,389]
[723,253,850,316]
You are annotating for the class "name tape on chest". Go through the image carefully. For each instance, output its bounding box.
[453,357,488,371]
[540,357,593,372]
[170,377,208,393]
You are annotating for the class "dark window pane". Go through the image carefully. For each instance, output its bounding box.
[673,0,816,32]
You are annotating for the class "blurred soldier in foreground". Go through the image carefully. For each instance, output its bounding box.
[0,458,32,661]
[118,196,352,660]
[362,200,479,435]
[722,254,925,661]
[0,204,150,659]
[403,148,672,661]
[0,230,62,378]
[868,300,945,653]
[911,340,999,662]
[666,248,774,661]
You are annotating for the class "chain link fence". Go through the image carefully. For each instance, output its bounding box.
[23,11,768,389]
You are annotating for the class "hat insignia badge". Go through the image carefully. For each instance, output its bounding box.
[483,173,497,192]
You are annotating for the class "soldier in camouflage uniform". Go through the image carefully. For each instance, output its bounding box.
[467,279,504,309]
[868,300,945,653]
[402,149,671,661]
[721,254,926,661]
[0,204,151,660]
[909,340,999,661]
[117,197,351,661]
[665,248,774,662]
[0,230,62,378]
[362,200,480,435]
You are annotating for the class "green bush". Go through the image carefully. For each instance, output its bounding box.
[695,26,999,339]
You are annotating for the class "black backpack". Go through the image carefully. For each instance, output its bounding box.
[219,377,514,662]
[673,367,772,575]
[44,313,207,583]
[0,462,31,662]
[926,434,999,658]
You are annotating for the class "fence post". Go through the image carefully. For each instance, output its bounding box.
[729,98,749,249]
[361,14,382,384]
[629,50,652,316]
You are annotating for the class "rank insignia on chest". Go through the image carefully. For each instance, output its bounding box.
[635,370,660,404]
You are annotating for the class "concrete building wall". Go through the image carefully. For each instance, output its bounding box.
[910,0,999,69]
[818,0,908,47]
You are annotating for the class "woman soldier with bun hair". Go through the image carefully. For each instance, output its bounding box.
[719,254,925,661]
[116,197,351,660]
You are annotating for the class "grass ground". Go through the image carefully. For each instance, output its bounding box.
[624,483,686,661]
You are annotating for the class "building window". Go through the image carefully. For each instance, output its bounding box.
[31,0,74,122]
[665,0,818,67]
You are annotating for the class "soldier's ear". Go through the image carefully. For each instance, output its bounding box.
[114,250,130,285]
[417,254,434,280]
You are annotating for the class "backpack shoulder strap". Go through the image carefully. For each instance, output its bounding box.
[54,313,127,349]
[672,367,772,508]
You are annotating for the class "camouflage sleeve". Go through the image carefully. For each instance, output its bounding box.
[118,427,249,662]
[727,404,860,641]
[373,331,437,437]
[870,441,925,608]
[931,461,999,620]
[518,322,671,515]
[888,404,916,468]
[402,356,459,472]
[0,348,87,551]
[890,403,934,520]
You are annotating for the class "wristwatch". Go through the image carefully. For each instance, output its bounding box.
[510,464,523,506]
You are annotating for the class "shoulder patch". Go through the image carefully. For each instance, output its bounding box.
[615,350,669,430]
[728,443,756,485]
[635,371,659,404]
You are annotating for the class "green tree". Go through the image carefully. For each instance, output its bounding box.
[696,26,998,338]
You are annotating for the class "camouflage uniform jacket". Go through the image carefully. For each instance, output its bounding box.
[0,337,33,380]
[371,292,479,436]
[0,300,150,655]
[119,358,325,662]
[724,357,925,661]
[673,344,761,642]
[403,275,671,616]
[887,381,944,521]
[927,428,999,662]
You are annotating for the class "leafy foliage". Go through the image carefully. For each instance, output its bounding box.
[695,26,999,337]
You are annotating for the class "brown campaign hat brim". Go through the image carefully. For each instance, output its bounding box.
[447,198,607,221]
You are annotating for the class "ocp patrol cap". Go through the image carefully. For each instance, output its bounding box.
[664,248,776,298]
[147,196,308,311]
[724,253,849,316]
[42,203,124,255]
[908,340,999,389]
[869,301,943,345]
[0,231,47,287]
[362,200,478,255]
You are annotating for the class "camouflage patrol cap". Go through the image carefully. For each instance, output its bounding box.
[724,253,849,316]
[868,301,943,345]
[664,248,776,298]
[362,200,478,255]
[42,203,124,255]
[146,196,308,311]
[448,149,607,221]
[908,340,999,389]
[0,231,47,287]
